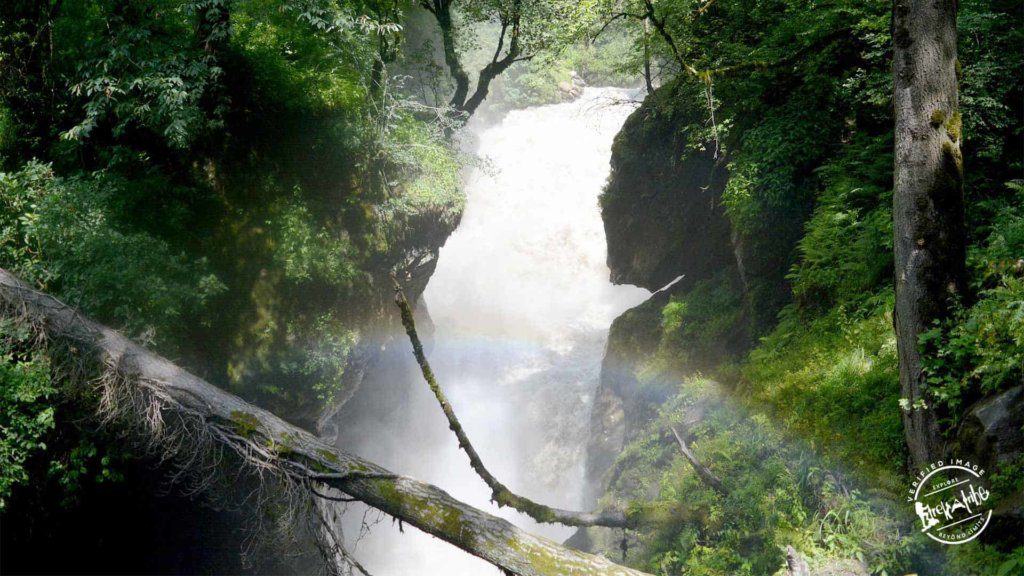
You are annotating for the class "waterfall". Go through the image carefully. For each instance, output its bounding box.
[337,87,650,574]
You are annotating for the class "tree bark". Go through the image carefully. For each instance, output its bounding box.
[892,0,967,468]
[642,18,654,94]
[430,1,471,110]
[0,268,650,576]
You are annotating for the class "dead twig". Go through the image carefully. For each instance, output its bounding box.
[669,424,727,495]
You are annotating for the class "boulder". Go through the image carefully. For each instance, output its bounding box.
[956,385,1024,548]
[957,385,1024,469]
[601,79,733,292]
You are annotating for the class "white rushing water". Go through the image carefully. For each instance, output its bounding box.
[339,87,650,574]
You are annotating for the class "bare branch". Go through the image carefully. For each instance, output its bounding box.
[592,12,645,40]
[642,0,699,76]
[694,0,719,18]
[394,284,632,529]
[668,425,727,495]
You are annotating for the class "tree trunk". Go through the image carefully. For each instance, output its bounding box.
[892,0,967,468]
[427,0,522,119]
[460,56,516,117]
[395,287,631,528]
[643,18,654,94]
[0,268,649,576]
[433,1,471,111]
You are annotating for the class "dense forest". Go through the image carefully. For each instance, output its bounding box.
[0,0,1021,575]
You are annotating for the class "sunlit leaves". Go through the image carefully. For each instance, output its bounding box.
[0,162,226,345]
[62,2,224,148]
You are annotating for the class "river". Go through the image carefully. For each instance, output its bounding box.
[336,86,650,574]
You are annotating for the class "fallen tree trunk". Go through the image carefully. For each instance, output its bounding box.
[0,268,649,576]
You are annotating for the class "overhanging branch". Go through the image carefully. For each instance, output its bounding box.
[394,285,632,528]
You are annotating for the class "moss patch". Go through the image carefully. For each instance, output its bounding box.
[316,448,339,463]
[944,110,963,142]
[374,480,474,548]
[229,410,261,438]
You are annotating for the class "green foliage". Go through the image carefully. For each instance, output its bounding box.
[495,28,643,109]
[0,162,226,345]
[721,92,840,228]
[656,270,744,373]
[600,276,910,574]
[958,0,1024,164]
[0,312,125,514]
[612,0,897,333]
[0,319,56,510]
[0,105,14,156]
[918,196,1024,423]
[375,114,464,228]
[972,181,1024,283]
[232,0,369,114]
[788,134,893,312]
[454,0,603,67]
[597,2,1020,572]
[283,313,357,406]
[1,0,468,425]
[605,378,917,576]
[62,1,227,148]
[746,294,906,479]
[46,439,125,507]
[274,196,358,285]
[0,0,1019,571]
[662,273,743,343]
[948,544,1024,576]
[602,0,1019,573]
[229,410,262,438]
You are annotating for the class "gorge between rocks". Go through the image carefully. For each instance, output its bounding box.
[334,87,650,575]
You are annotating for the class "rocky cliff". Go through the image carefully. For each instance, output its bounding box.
[587,81,745,497]
[600,80,733,292]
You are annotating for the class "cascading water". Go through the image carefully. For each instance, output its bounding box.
[336,86,650,574]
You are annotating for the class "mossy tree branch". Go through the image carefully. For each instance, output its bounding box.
[0,268,649,576]
[394,284,633,529]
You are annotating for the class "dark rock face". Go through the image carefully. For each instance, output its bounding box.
[958,385,1024,470]
[585,290,671,501]
[956,385,1024,549]
[587,80,753,499]
[729,209,806,334]
[601,80,734,292]
[586,81,740,503]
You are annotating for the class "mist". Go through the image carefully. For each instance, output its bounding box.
[334,87,650,574]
